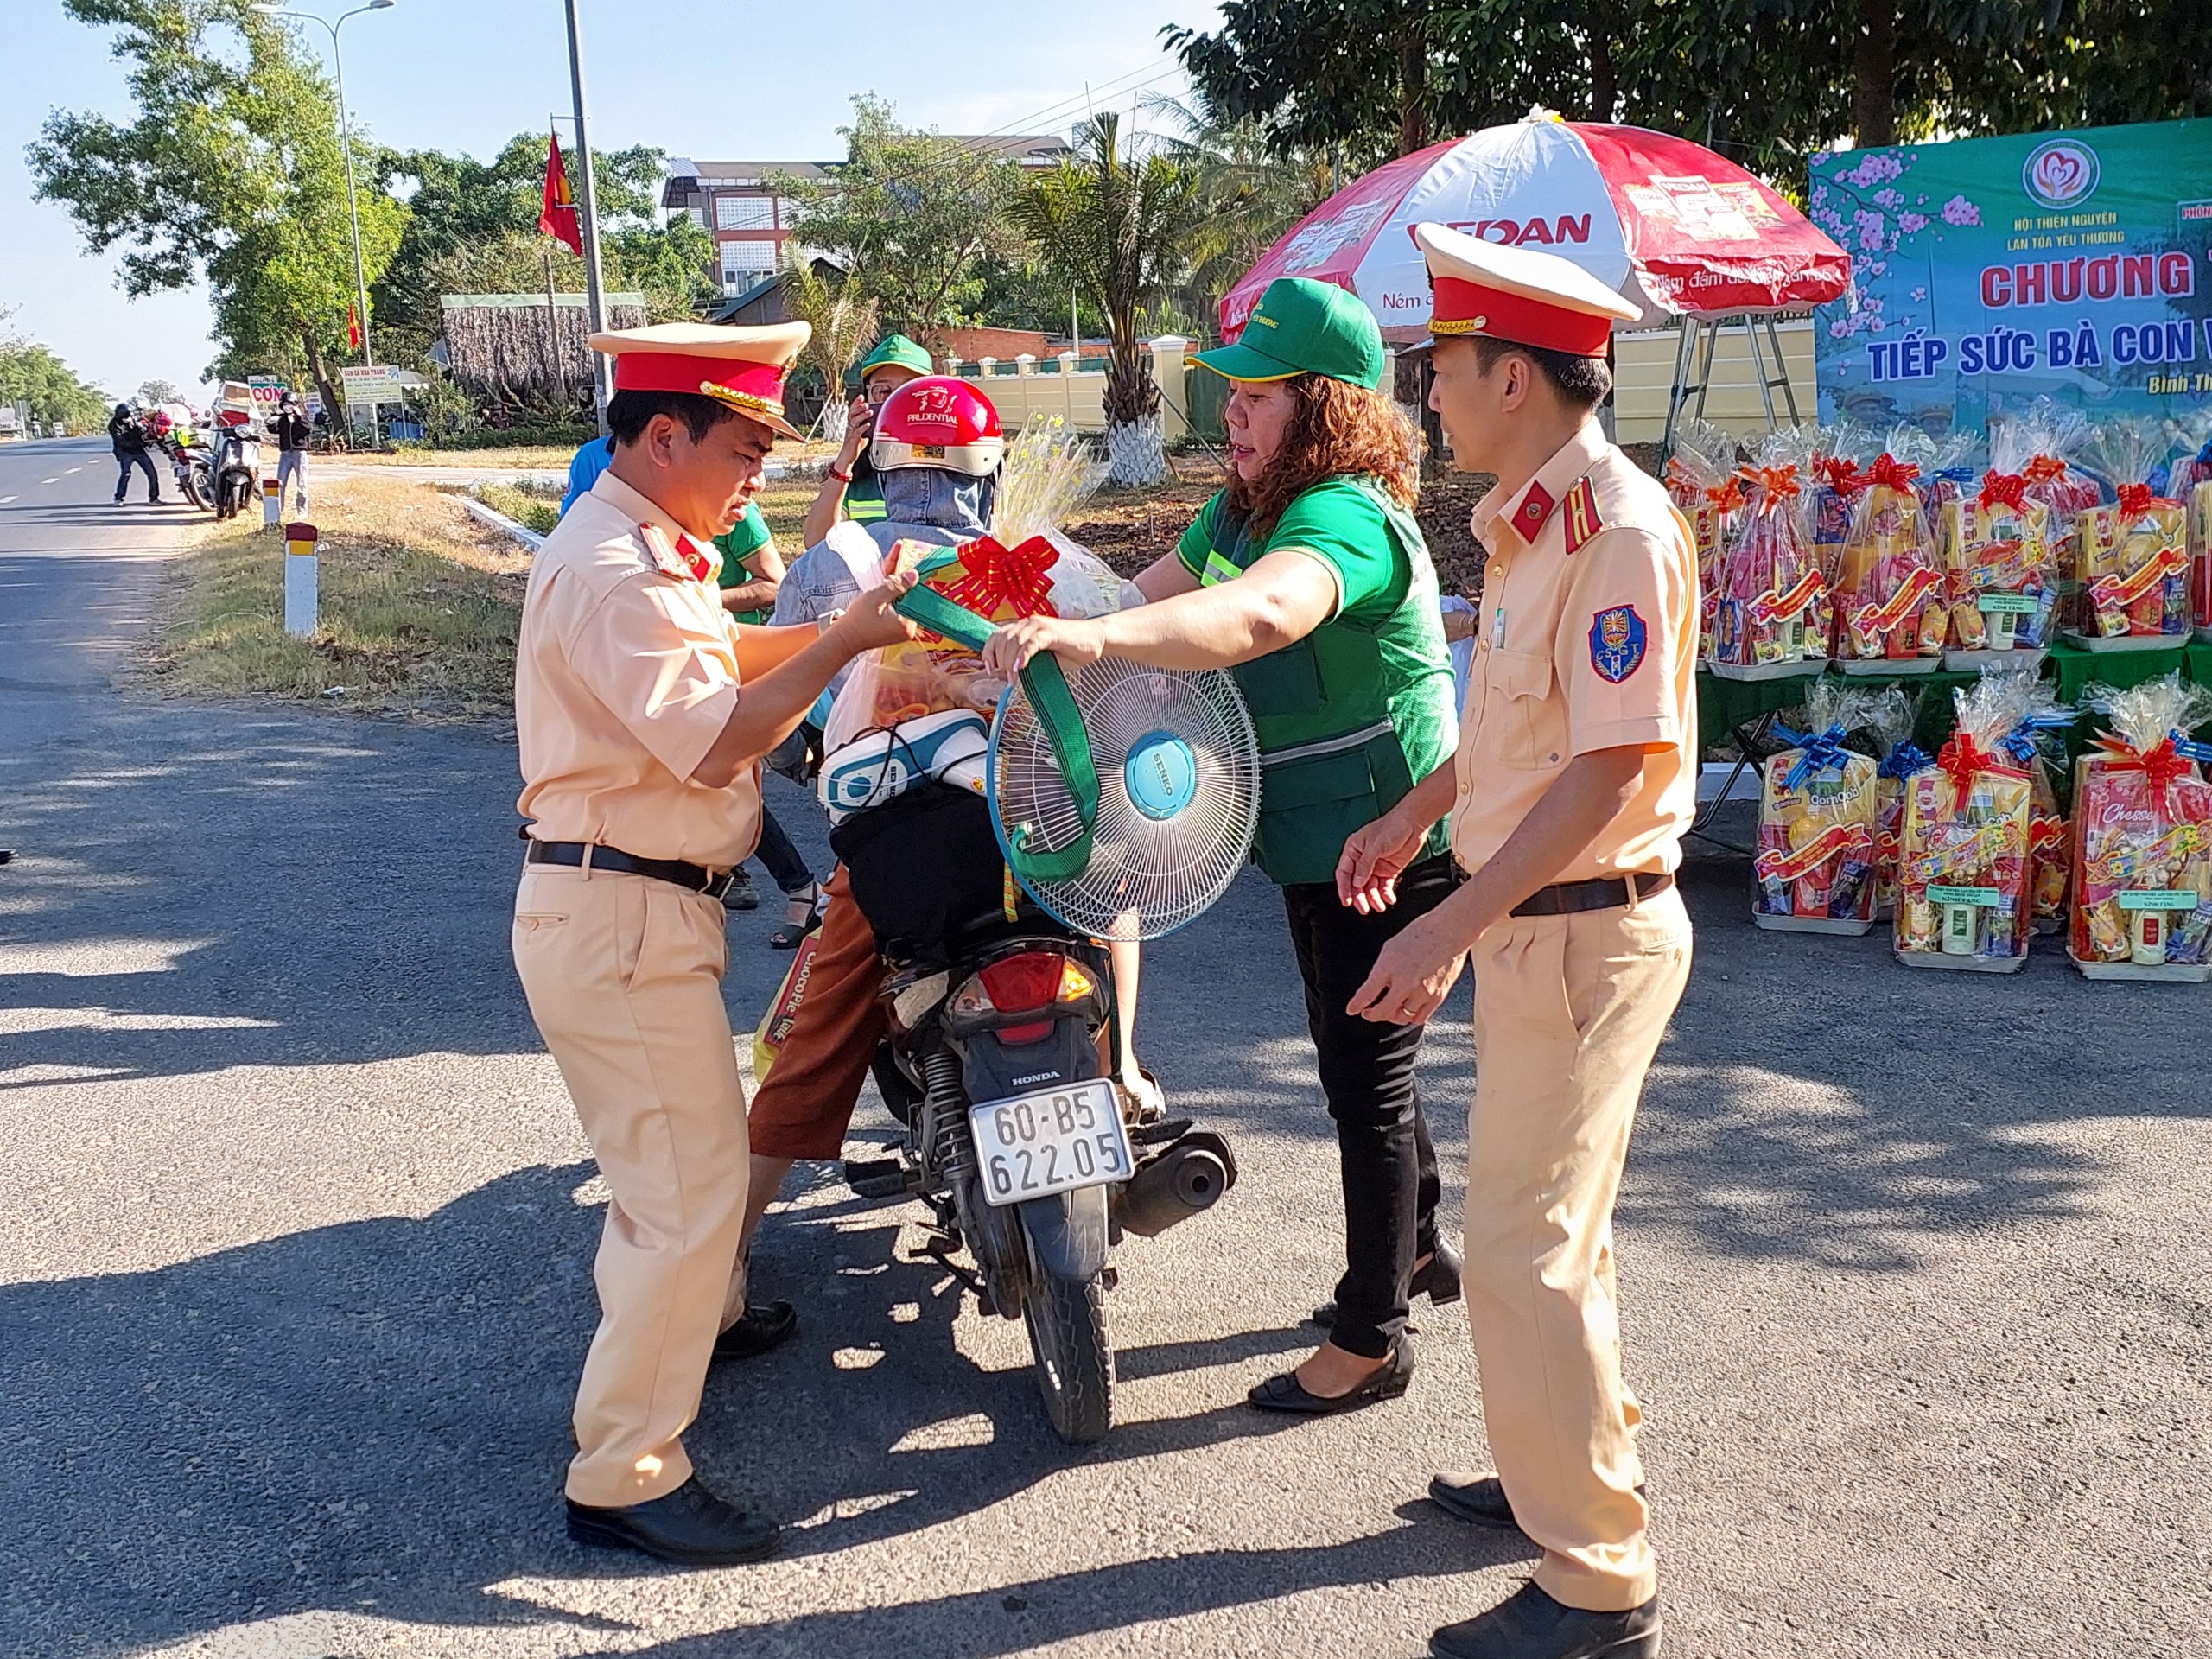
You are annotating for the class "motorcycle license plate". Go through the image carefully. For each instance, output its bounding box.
[969,1081,1129,1207]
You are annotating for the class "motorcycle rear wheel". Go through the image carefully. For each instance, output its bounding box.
[181,466,210,511]
[1022,1271,1112,1444]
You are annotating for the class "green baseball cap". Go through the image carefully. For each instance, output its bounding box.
[857,333,933,378]
[1193,278,1385,390]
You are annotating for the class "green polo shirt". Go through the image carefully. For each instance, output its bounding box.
[715,503,774,624]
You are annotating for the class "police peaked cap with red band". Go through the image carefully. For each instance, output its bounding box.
[1412,222,1640,359]
[591,321,811,440]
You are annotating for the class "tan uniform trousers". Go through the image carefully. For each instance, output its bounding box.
[1463,881,1691,1612]
[512,866,749,1509]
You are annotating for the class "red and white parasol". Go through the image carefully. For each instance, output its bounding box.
[1221,114,1850,345]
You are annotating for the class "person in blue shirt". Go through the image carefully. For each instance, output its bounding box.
[560,434,616,517]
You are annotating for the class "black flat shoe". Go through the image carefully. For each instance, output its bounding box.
[1431,1580,1661,1659]
[1313,1236,1462,1328]
[566,1475,780,1567]
[1248,1339,1413,1415]
[1431,1471,1644,1534]
[713,1300,797,1362]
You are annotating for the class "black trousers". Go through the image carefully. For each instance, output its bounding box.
[113,448,159,502]
[749,802,816,896]
[1281,851,1457,1359]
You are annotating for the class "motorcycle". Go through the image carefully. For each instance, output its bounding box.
[144,410,214,510]
[837,785,1236,1444]
[209,409,262,520]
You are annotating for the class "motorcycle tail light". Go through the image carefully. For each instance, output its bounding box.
[977,951,1064,1014]
[1057,960,1096,1001]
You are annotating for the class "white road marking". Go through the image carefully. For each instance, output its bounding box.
[0,495,16,504]
[41,477,60,484]
[64,466,82,474]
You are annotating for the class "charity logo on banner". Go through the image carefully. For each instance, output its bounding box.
[1810,118,2212,437]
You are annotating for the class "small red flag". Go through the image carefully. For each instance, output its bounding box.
[540,129,584,255]
[346,305,361,351]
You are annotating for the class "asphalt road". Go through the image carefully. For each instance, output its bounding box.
[3,433,2207,1657]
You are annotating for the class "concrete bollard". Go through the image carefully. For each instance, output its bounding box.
[283,521,318,638]
[262,470,281,528]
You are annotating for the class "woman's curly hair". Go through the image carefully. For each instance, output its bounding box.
[1227,373,1421,537]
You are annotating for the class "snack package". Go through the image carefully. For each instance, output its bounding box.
[2068,675,2212,973]
[1836,440,1946,663]
[1665,418,1739,658]
[1753,681,1881,929]
[1996,680,2077,927]
[2075,420,2189,641]
[1894,671,2038,966]
[1936,460,2057,654]
[1863,686,1930,916]
[1916,429,1985,542]
[1708,449,1827,672]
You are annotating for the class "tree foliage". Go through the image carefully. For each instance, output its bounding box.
[779,96,1028,339]
[29,0,403,420]
[0,313,111,430]
[775,245,880,441]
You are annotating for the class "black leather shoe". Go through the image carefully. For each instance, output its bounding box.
[713,1300,797,1362]
[566,1476,780,1566]
[1313,1236,1462,1328]
[1248,1339,1413,1415]
[1430,1471,1645,1535]
[1431,1580,1661,1659]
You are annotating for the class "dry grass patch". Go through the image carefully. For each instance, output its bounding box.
[474,480,563,536]
[347,444,584,472]
[141,474,531,721]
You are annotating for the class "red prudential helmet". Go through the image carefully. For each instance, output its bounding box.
[870,375,1004,477]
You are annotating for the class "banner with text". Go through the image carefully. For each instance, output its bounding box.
[1811,119,2212,438]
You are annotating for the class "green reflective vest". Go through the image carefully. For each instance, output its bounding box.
[843,462,886,524]
[1198,480,1455,887]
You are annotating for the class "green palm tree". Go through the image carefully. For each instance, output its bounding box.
[1011,111,1202,486]
[778,245,879,445]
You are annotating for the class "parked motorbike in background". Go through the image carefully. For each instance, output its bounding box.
[836,785,1236,1444]
[143,409,213,510]
[210,408,261,520]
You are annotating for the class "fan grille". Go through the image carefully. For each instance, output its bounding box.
[989,659,1261,939]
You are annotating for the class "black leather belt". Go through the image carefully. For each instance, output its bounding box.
[1510,870,1673,918]
[524,838,734,900]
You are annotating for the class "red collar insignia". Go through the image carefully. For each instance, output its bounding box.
[1512,480,1557,543]
[640,524,718,583]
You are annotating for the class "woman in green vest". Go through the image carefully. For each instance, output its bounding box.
[983,277,1460,1414]
[799,333,932,546]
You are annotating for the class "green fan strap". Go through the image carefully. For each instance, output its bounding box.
[888,565,1100,884]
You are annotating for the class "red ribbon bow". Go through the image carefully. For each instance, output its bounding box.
[1813,454,1865,498]
[934,534,1060,622]
[2022,455,2069,486]
[1867,453,1922,495]
[1747,463,1801,505]
[1935,732,2025,797]
[1706,478,1747,515]
[2115,481,2159,519]
[2091,733,2196,820]
[1978,469,2029,512]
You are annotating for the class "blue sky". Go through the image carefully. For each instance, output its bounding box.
[2,0,1217,399]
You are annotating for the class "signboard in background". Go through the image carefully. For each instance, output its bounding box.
[1811,118,2212,438]
[246,374,288,410]
[340,365,407,405]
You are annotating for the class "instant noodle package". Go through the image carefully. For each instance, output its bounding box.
[1753,682,1880,932]
[1834,436,1946,671]
[2069,420,2189,646]
[2068,676,2212,981]
[1893,672,2039,970]
[1706,437,1828,680]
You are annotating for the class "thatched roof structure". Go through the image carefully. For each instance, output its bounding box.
[438,292,648,396]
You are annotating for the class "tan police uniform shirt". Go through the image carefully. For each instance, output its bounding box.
[1450,423,1698,881]
[515,469,762,870]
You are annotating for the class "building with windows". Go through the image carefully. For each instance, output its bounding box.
[662,136,1075,300]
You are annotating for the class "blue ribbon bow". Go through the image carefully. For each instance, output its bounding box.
[1879,741,1935,779]
[1775,721,1856,791]
[2171,729,2212,766]
[2000,709,2076,766]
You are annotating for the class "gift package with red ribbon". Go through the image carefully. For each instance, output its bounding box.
[1937,415,2058,664]
[2068,675,2212,980]
[1861,686,1927,918]
[2177,433,2212,637]
[1894,671,2040,969]
[1835,430,1947,671]
[1807,424,1875,582]
[1707,432,1829,679]
[1753,680,1883,931]
[2073,420,2190,646]
[1666,418,1738,660]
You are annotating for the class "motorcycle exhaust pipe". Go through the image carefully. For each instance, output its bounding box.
[1112,1135,1234,1238]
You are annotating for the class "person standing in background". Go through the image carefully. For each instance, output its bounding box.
[561,432,617,518]
[271,395,313,514]
[798,333,931,547]
[109,403,160,505]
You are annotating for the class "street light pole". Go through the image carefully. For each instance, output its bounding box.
[252,1,393,373]
[563,0,613,434]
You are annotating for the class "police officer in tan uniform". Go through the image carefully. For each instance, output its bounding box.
[1337,226,1697,1659]
[512,321,918,1567]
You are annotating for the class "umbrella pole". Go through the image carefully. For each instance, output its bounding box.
[1663,317,1698,455]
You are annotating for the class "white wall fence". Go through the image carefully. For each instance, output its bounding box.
[947,338,1192,443]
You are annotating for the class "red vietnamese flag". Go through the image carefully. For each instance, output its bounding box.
[346,305,361,351]
[540,129,583,255]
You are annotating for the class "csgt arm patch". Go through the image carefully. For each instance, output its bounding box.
[1588,604,1648,683]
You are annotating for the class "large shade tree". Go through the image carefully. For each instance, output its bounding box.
[1012,113,1203,487]
[30,0,402,421]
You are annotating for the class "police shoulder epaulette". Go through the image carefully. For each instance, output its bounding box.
[1562,475,1603,555]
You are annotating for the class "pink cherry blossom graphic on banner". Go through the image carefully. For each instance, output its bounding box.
[1220,114,1850,344]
